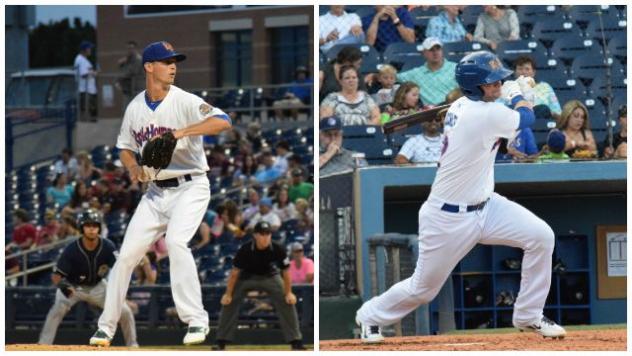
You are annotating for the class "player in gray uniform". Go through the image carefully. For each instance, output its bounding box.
[38,210,137,346]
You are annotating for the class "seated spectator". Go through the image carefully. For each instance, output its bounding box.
[57,215,80,240]
[320,65,381,126]
[539,129,570,162]
[217,199,246,240]
[558,100,598,158]
[397,37,458,106]
[245,122,265,152]
[207,145,233,178]
[319,5,365,53]
[76,150,101,185]
[133,251,157,285]
[389,82,432,121]
[246,198,282,232]
[273,186,297,223]
[319,116,368,176]
[255,151,284,183]
[294,198,314,232]
[500,128,539,162]
[288,168,314,203]
[369,64,400,107]
[395,107,445,164]
[362,5,415,52]
[273,141,292,174]
[242,188,262,222]
[513,56,562,121]
[54,148,78,179]
[426,5,473,43]
[233,153,259,184]
[272,66,313,121]
[320,46,367,99]
[105,178,133,213]
[47,173,74,208]
[66,180,91,213]
[35,209,61,246]
[603,105,627,159]
[288,242,314,284]
[12,209,37,249]
[473,5,520,51]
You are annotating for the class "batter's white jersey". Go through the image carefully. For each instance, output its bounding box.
[430,96,520,204]
[117,85,229,180]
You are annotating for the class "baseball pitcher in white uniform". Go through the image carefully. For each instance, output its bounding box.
[90,41,232,346]
[355,51,566,343]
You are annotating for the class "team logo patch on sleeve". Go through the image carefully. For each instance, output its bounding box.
[98,264,110,277]
[199,103,213,116]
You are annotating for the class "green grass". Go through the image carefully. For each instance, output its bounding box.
[446,323,626,335]
[140,344,314,351]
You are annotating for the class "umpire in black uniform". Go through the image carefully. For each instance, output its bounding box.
[38,209,138,346]
[214,221,305,350]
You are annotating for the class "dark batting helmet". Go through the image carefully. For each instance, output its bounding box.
[455,51,513,101]
[78,209,102,234]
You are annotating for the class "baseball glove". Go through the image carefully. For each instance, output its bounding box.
[140,131,178,169]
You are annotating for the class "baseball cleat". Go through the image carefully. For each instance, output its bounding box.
[183,326,209,345]
[357,317,384,343]
[516,316,566,339]
[89,329,112,347]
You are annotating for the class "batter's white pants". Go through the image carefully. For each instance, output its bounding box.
[356,192,555,329]
[39,280,137,346]
[98,175,210,338]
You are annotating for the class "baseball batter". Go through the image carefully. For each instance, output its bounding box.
[39,210,137,347]
[89,41,232,346]
[355,51,566,342]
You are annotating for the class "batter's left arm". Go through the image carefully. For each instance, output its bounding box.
[173,116,231,139]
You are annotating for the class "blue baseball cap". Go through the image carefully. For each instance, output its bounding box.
[142,41,186,64]
[547,129,566,153]
[80,41,95,51]
[259,197,273,208]
[320,116,342,131]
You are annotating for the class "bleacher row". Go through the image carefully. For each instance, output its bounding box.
[6,125,314,287]
[319,5,627,162]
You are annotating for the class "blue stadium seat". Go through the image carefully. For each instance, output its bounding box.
[584,99,608,129]
[343,137,394,164]
[531,20,582,48]
[610,96,627,117]
[517,5,562,38]
[495,40,549,67]
[343,125,384,139]
[409,6,440,39]
[587,75,627,99]
[546,74,584,107]
[326,43,380,67]
[382,42,423,65]
[585,14,627,44]
[442,41,490,58]
[566,5,618,30]
[401,56,426,72]
[460,5,482,33]
[550,35,600,66]
[570,54,625,84]
[319,6,329,16]
[606,33,627,65]
[351,6,374,20]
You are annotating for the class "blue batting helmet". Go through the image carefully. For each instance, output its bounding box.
[455,51,513,101]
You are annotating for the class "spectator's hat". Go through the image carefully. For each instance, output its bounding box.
[295,65,308,74]
[547,129,566,153]
[320,116,342,131]
[142,41,186,64]
[290,242,304,252]
[253,221,272,234]
[291,168,304,177]
[80,41,95,51]
[260,197,273,208]
[421,37,443,51]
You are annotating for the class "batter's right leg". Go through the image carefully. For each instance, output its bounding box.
[38,290,78,344]
[356,203,482,328]
[95,193,165,341]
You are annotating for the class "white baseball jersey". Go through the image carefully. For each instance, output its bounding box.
[319,11,362,52]
[116,85,229,180]
[430,96,519,204]
[398,133,444,164]
[74,54,97,94]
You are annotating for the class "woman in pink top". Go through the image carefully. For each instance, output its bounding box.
[288,242,314,284]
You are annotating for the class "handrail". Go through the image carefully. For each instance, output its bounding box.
[7,262,57,281]
[6,236,78,260]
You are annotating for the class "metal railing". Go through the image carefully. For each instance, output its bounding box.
[6,236,79,286]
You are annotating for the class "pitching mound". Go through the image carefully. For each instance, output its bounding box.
[320,329,626,351]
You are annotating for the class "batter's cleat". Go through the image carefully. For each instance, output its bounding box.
[89,329,112,347]
[516,316,566,339]
[356,317,384,343]
[183,326,209,345]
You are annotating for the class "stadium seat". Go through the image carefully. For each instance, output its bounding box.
[606,33,627,65]
[570,54,625,84]
[495,40,548,67]
[587,75,627,99]
[442,41,490,58]
[546,74,584,107]
[409,6,440,39]
[326,43,380,66]
[584,99,609,129]
[460,5,482,33]
[531,20,582,48]
[401,56,426,72]
[518,5,562,38]
[343,125,384,139]
[343,136,394,164]
[550,35,599,66]
[585,15,627,44]
[351,6,374,20]
[382,42,423,66]
[566,5,618,30]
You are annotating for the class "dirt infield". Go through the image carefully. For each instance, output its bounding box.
[320,329,627,351]
[5,344,312,351]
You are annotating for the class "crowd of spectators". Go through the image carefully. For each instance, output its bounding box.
[319,5,626,170]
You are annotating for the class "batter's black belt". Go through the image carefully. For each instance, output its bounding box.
[441,199,489,213]
[155,174,192,188]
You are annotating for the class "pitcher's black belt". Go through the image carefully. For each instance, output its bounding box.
[155,174,192,188]
[441,199,488,213]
